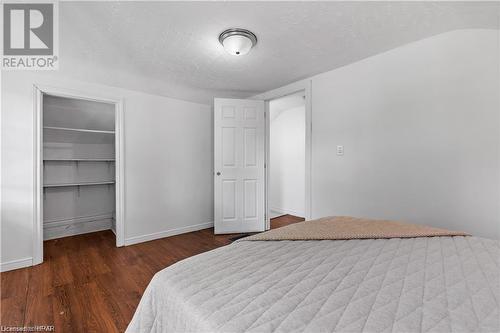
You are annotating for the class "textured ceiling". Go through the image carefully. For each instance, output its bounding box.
[58,1,499,104]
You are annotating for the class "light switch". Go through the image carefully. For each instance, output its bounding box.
[336,145,344,156]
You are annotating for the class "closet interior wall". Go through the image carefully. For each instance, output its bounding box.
[42,95,116,240]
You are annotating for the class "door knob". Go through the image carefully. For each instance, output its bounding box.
[216,172,221,176]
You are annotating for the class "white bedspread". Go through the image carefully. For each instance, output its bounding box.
[127,236,499,332]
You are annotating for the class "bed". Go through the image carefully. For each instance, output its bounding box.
[127,217,499,333]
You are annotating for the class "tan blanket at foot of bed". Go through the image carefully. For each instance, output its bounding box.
[240,216,470,241]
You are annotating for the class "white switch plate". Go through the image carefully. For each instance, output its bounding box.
[336,145,344,156]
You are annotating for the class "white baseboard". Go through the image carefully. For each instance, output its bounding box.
[0,257,33,272]
[44,214,113,240]
[270,206,305,218]
[44,213,113,227]
[124,221,214,246]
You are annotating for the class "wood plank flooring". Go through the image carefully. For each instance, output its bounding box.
[0,215,304,332]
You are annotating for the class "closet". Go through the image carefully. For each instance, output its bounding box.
[42,95,116,240]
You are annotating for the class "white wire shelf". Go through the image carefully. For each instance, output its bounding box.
[43,126,115,134]
[43,159,115,162]
[43,126,116,144]
[43,181,115,188]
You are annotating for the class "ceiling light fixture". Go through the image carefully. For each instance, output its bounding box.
[219,28,257,56]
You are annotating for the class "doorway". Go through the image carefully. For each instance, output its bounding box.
[268,91,306,220]
[33,85,124,265]
[213,82,311,234]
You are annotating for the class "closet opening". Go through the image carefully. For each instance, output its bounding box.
[34,86,124,265]
[267,91,306,221]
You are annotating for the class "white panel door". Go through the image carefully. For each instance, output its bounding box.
[214,98,265,234]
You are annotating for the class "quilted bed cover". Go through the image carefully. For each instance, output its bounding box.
[127,235,499,332]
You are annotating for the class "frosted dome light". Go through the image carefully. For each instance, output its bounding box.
[219,29,257,56]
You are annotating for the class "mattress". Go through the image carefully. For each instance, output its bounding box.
[127,235,499,332]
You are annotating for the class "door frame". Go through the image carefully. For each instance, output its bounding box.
[33,84,125,265]
[254,80,312,229]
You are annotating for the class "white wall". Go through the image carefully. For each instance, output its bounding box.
[270,106,305,217]
[1,71,213,271]
[2,28,499,272]
[259,29,500,238]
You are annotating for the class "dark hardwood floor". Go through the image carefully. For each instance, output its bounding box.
[0,215,304,332]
